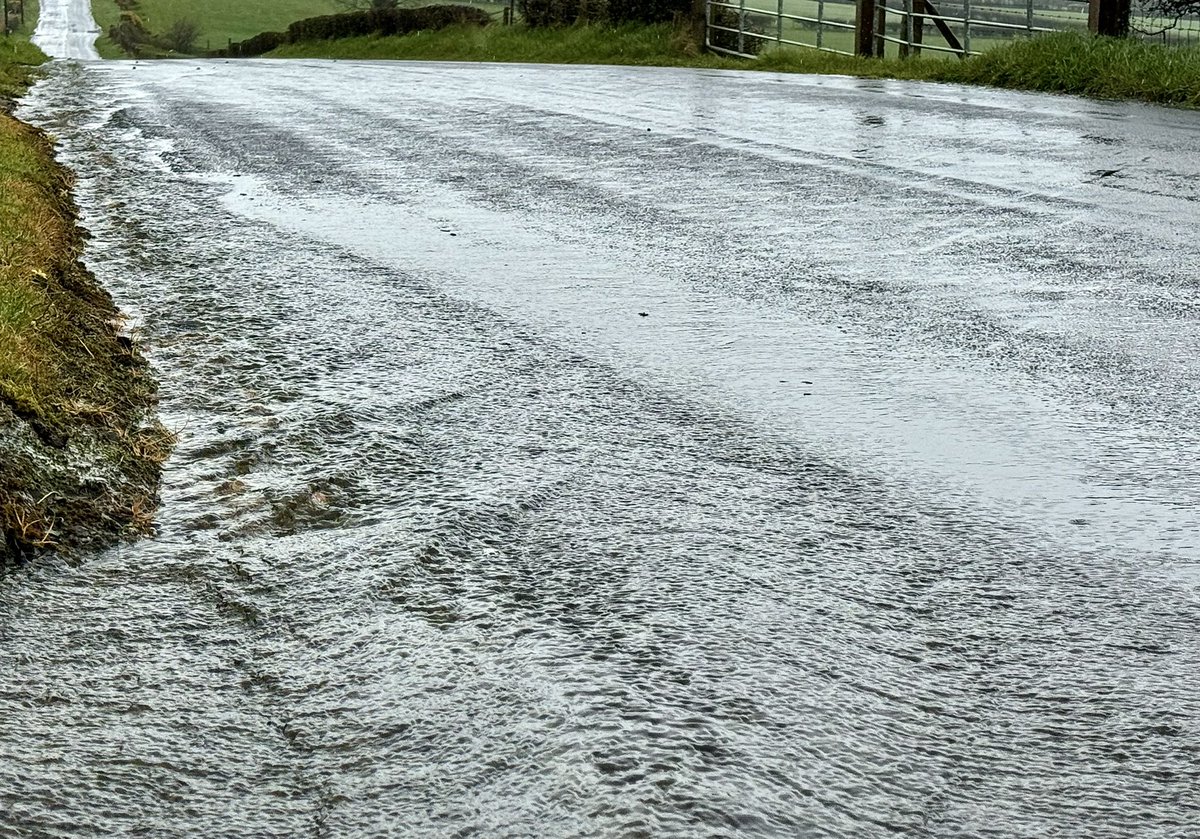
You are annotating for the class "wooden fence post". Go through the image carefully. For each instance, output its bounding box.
[911,0,925,56]
[856,0,877,55]
[1089,0,1130,36]
[875,0,887,55]
[692,0,707,50]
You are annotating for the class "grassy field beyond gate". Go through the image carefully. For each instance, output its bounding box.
[90,0,342,57]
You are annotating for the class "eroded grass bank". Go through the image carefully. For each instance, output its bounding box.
[1,41,170,561]
[269,26,1200,108]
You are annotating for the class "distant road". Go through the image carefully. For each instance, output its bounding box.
[33,0,100,60]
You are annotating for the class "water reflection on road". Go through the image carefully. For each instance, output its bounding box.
[3,59,1199,837]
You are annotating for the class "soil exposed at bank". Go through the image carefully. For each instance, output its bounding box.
[1,63,169,562]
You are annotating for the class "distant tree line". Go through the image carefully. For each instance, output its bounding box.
[215,5,492,57]
[1140,0,1200,20]
[518,0,692,27]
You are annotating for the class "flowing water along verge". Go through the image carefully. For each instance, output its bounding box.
[2,56,1199,837]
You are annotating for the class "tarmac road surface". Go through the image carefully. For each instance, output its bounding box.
[6,8,1200,838]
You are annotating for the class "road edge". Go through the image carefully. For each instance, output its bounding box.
[1,87,171,564]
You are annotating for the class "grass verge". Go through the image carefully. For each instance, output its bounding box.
[933,33,1200,105]
[268,25,1200,108]
[2,32,170,561]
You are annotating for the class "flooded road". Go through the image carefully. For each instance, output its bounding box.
[4,53,1200,837]
[31,0,100,60]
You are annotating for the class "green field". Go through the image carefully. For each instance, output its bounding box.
[90,0,342,57]
[2,0,40,50]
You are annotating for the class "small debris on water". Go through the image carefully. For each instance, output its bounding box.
[637,312,649,317]
[215,479,248,497]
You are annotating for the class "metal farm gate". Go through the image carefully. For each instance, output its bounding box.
[705,0,1200,58]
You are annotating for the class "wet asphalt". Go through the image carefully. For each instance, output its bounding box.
[5,14,1200,839]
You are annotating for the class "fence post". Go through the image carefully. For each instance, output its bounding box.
[776,0,784,44]
[875,0,887,55]
[900,0,912,57]
[856,0,877,55]
[817,0,826,49]
[962,0,971,54]
[1089,0,1130,35]
[691,0,707,47]
[911,0,924,55]
[737,0,746,53]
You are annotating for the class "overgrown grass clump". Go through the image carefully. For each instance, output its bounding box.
[0,29,43,99]
[939,32,1200,106]
[0,36,53,414]
[269,24,1200,107]
[0,117,157,437]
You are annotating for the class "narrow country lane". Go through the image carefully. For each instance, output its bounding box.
[32,0,101,61]
[4,5,1200,838]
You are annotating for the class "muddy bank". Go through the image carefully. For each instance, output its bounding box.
[0,112,169,562]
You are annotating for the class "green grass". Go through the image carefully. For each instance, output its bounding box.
[939,32,1200,104]
[2,24,169,558]
[1,22,140,445]
[91,0,342,57]
[0,37,43,98]
[268,24,1200,107]
[0,23,52,413]
[0,0,42,96]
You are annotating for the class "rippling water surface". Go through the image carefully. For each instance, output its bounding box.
[3,59,1200,837]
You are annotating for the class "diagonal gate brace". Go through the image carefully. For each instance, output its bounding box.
[921,0,968,57]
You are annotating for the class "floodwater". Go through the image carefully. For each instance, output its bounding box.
[30,0,100,61]
[6,14,1200,839]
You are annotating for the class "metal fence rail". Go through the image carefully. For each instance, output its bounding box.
[875,0,1091,56]
[706,0,1198,58]
[708,0,859,55]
